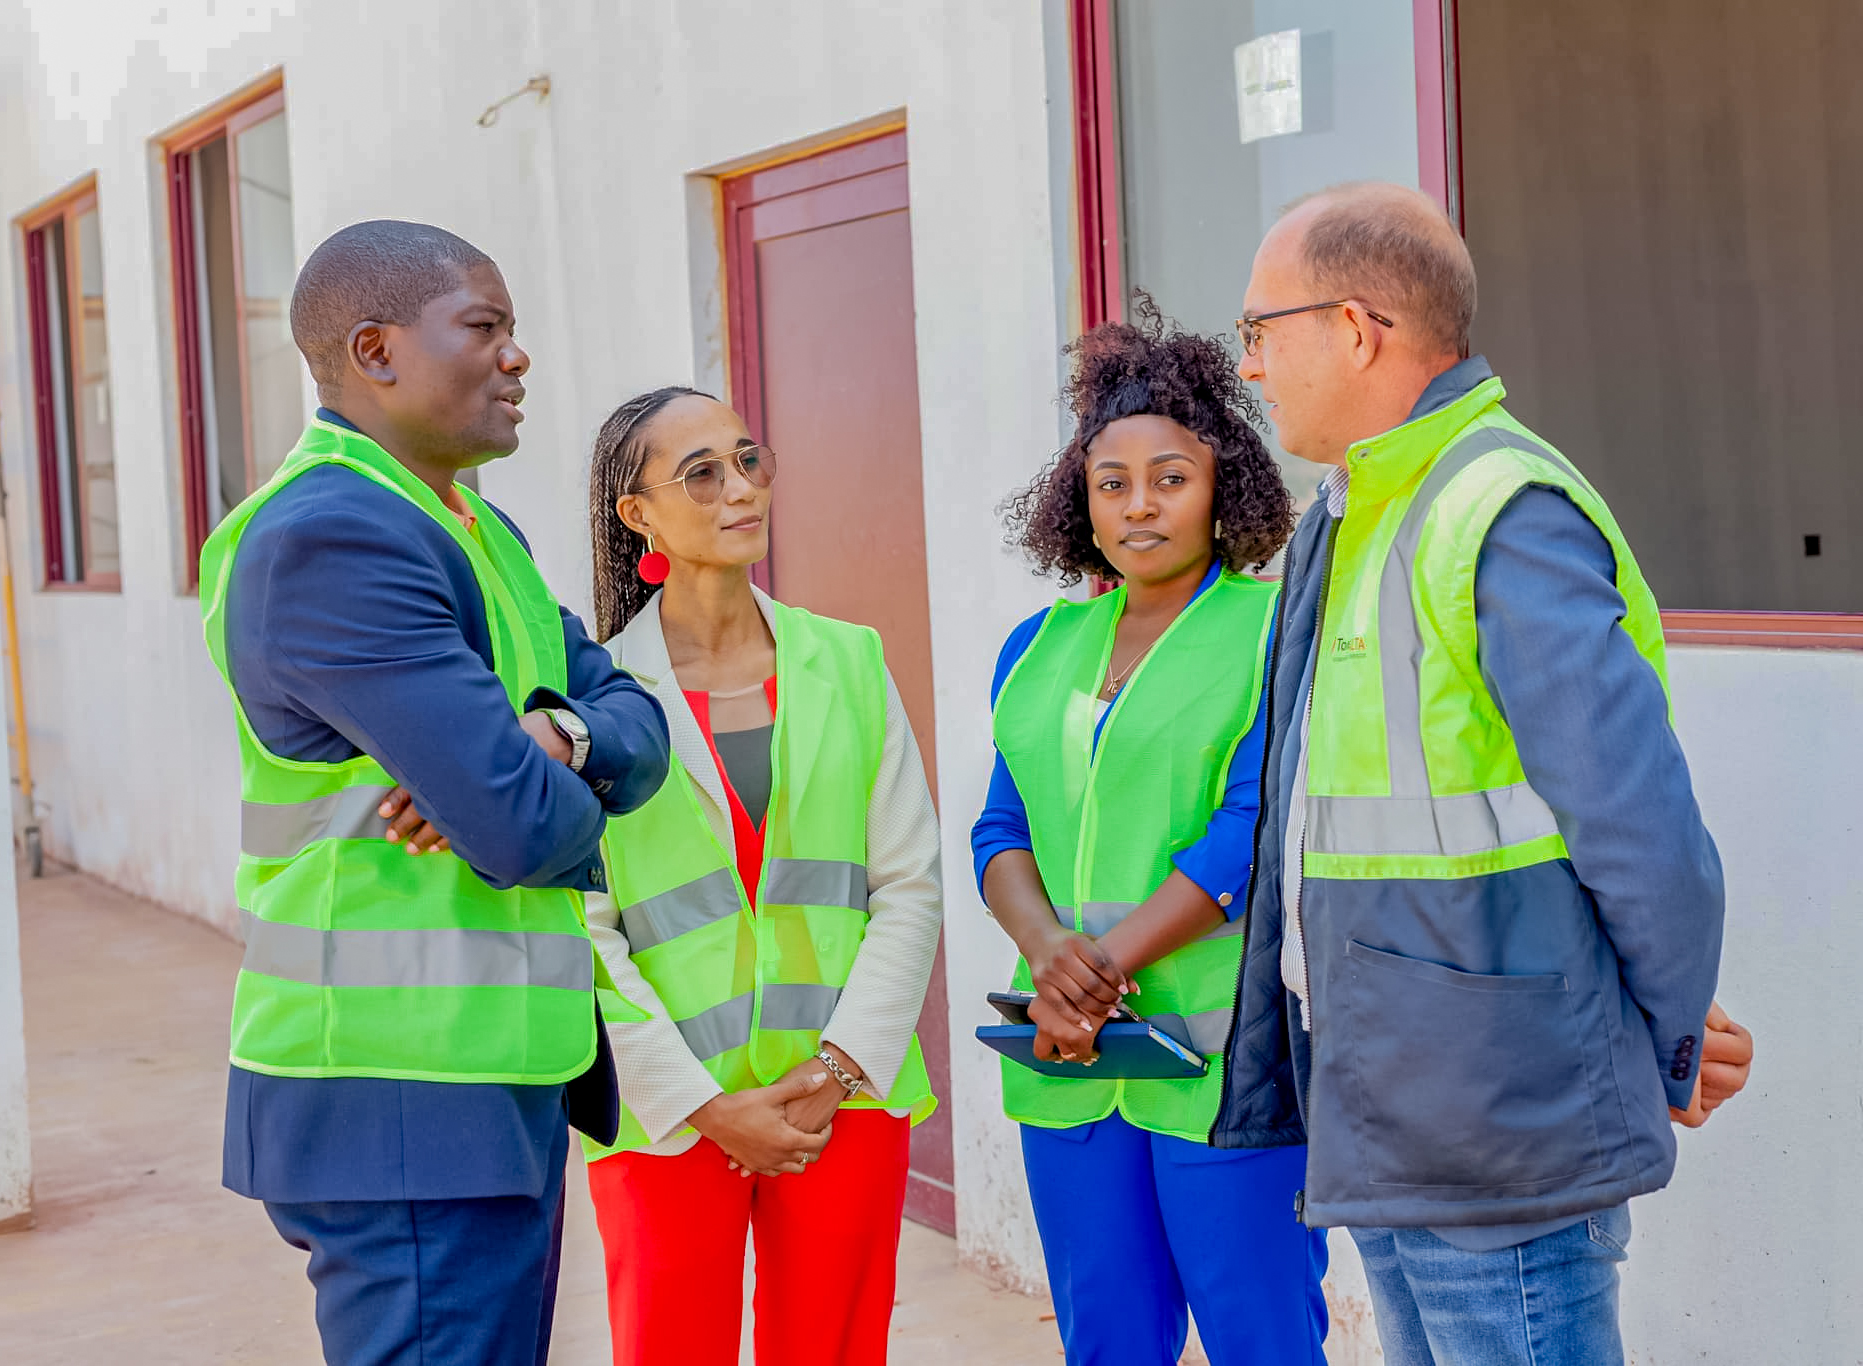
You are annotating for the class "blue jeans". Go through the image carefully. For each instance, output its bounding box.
[1022,1114,1328,1365]
[1351,1205,1632,1366]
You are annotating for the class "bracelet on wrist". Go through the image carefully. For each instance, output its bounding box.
[815,1048,865,1099]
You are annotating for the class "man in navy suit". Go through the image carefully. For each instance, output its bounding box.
[215,220,668,1364]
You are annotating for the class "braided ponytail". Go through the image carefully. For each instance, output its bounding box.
[587,385,711,641]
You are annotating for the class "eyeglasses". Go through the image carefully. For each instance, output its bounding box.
[632,444,777,505]
[1236,301,1395,356]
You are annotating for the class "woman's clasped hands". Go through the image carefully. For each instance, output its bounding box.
[1024,922,1133,1065]
[690,1070,834,1178]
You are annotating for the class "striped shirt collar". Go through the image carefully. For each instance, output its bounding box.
[1320,465,1350,519]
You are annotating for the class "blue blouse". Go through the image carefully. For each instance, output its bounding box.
[969,559,1275,918]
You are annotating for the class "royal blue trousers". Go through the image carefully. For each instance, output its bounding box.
[1021,1112,1328,1366]
[263,1117,569,1365]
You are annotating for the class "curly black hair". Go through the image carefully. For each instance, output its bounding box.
[1002,293,1294,585]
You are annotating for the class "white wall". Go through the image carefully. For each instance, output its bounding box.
[0,776,27,1230]
[1618,646,1863,1364]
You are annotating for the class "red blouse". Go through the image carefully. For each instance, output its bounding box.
[682,676,779,906]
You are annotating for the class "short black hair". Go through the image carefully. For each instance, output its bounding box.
[288,219,494,387]
[1002,292,1294,584]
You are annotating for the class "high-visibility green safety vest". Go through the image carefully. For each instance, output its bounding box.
[992,572,1279,1141]
[1304,376,1669,883]
[200,418,608,1084]
[584,602,936,1160]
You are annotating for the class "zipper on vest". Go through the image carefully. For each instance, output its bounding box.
[1293,519,1343,1144]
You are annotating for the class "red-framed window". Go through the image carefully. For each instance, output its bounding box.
[165,79,302,585]
[1071,0,1862,648]
[20,180,120,590]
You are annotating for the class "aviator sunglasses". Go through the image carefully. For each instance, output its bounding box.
[632,443,778,505]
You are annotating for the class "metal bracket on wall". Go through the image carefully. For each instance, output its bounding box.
[477,76,551,129]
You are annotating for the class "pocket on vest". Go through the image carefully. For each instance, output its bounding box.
[1341,939,1603,1191]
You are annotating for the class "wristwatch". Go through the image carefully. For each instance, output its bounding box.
[544,708,590,772]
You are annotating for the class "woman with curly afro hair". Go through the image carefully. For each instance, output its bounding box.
[972,296,1327,1364]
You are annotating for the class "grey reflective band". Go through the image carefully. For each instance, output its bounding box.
[763,858,869,913]
[1307,782,1560,858]
[673,983,843,1061]
[620,867,741,951]
[675,993,754,1061]
[241,785,395,860]
[1078,902,1134,937]
[759,982,844,1031]
[1146,1008,1234,1055]
[239,910,593,992]
[1056,902,1243,939]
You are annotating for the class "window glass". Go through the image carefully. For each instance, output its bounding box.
[1113,0,1420,501]
[234,111,302,487]
[26,198,119,586]
[1460,0,1861,612]
[192,135,247,522]
[75,206,118,578]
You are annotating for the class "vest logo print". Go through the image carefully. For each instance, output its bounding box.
[1332,634,1369,658]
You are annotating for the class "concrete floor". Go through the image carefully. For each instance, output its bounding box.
[0,865,1066,1364]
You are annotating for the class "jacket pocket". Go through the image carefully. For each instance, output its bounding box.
[1342,940,1603,1191]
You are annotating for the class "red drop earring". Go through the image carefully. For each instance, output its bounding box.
[638,534,670,586]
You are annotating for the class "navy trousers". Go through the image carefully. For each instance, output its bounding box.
[1022,1112,1329,1365]
[264,1122,569,1365]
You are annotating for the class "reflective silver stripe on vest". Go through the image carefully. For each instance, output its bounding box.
[620,868,741,951]
[1078,902,1132,937]
[241,785,396,860]
[1308,782,1560,857]
[763,858,869,913]
[674,983,843,1061]
[1319,426,1574,855]
[238,910,593,991]
[1055,903,1245,941]
[1146,1008,1234,1055]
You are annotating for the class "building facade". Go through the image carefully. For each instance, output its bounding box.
[2,2,1858,1360]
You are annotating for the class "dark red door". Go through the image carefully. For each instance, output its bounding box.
[724,131,955,1234]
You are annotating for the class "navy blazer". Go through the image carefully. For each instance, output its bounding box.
[222,411,669,1203]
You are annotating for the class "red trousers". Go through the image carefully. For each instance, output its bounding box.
[586,1109,911,1366]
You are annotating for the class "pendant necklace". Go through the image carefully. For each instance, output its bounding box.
[1101,637,1159,701]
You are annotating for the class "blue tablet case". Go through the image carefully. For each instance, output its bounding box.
[975,1020,1209,1080]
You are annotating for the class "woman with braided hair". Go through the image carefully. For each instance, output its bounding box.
[576,386,943,1366]
[972,297,1329,1363]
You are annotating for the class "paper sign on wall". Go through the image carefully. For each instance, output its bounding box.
[1236,30,1302,144]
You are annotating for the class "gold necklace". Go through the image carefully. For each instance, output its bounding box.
[1101,638,1159,700]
